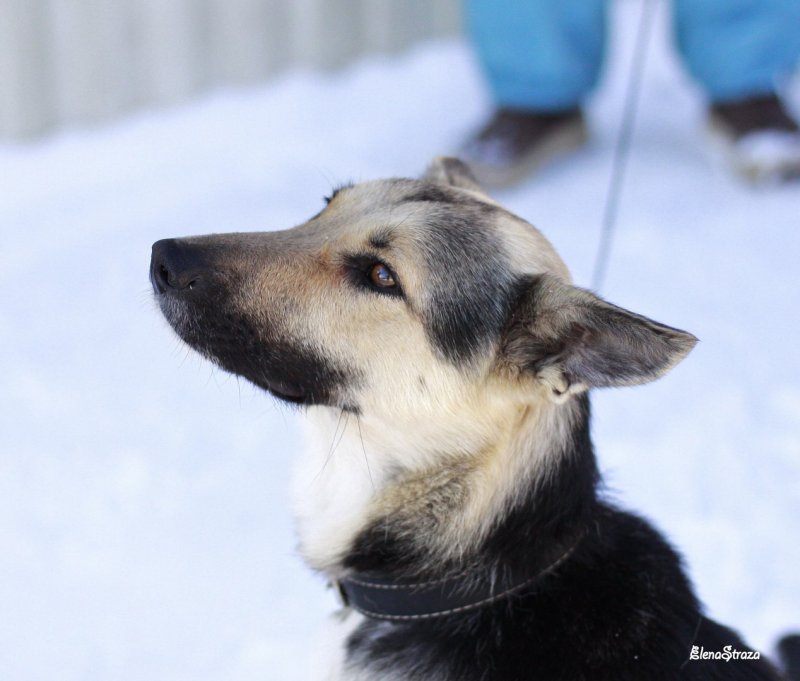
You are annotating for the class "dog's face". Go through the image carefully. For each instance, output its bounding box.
[151,157,697,571]
[151,158,696,458]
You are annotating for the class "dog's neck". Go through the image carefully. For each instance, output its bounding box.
[291,392,598,580]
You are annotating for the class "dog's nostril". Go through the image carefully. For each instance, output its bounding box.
[150,260,169,294]
[160,263,196,290]
[150,238,205,294]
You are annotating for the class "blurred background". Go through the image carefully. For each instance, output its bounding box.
[1,1,798,680]
[1,0,459,139]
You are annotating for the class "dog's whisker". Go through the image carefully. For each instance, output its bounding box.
[326,409,346,457]
[356,414,375,492]
[679,615,705,670]
[176,344,192,367]
[312,408,347,484]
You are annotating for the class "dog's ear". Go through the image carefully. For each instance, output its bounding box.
[501,275,697,402]
[423,156,484,193]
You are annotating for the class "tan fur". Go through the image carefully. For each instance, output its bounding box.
[157,167,691,578]
[153,159,697,681]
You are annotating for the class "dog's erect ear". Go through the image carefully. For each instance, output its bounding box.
[423,156,484,193]
[501,275,698,401]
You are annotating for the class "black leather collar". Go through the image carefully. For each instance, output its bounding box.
[335,535,581,621]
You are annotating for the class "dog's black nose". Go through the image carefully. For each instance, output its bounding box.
[150,239,205,294]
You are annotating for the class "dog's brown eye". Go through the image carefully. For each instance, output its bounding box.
[369,263,396,288]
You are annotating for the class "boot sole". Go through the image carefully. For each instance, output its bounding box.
[707,116,800,184]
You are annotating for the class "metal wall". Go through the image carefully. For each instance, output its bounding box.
[0,0,461,139]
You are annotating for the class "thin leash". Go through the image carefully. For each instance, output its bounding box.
[591,0,659,292]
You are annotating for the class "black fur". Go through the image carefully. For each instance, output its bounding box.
[779,636,800,681]
[345,397,783,681]
[324,183,354,205]
[502,275,698,390]
[416,204,517,363]
[150,169,783,681]
[151,237,355,407]
[402,185,494,209]
[368,232,393,250]
[197,311,352,406]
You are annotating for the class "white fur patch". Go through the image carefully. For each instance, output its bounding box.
[291,408,394,573]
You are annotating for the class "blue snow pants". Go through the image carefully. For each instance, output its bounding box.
[465,0,800,110]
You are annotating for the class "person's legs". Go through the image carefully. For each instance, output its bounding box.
[674,0,800,182]
[674,0,800,102]
[465,0,607,111]
[462,0,606,186]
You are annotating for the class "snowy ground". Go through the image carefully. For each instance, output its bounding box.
[2,3,799,680]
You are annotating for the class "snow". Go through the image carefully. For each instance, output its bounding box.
[1,2,798,679]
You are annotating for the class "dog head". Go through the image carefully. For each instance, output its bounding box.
[151,157,697,570]
[151,157,695,424]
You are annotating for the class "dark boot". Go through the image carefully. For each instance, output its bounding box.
[708,94,800,183]
[460,107,588,188]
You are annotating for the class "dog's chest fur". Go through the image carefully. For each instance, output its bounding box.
[293,398,781,681]
[291,388,571,577]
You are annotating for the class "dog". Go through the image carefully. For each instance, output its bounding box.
[150,157,790,680]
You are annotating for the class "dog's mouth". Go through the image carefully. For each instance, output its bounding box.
[156,290,350,408]
[156,292,345,408]
[254,377,309,405]
[151,236,357,409]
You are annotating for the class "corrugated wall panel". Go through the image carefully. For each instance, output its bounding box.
[0,0,55,137]
[206,0,292,85]
[133,0,213,106]
[0,0,461,140]
[47,0,139,126]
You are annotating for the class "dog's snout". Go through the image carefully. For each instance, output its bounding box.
[150,239,206,294]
